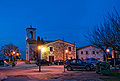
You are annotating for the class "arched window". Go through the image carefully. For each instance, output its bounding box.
[30,31,33,39]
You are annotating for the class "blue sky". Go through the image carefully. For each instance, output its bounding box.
[0,0,120,58]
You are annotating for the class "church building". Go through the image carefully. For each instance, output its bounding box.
[26,26,76,63]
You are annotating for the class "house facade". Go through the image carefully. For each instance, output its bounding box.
[26,26,76,62]
[77,45,104,61]
[42,40,76,62]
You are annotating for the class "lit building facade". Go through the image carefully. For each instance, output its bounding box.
[77,45,104,61]
[26,26,76,62]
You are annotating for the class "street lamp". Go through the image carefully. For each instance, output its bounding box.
[13,51,15,54]
[38,46,41,50]
[63,49,68,72]
[12,51,16,61]
[106,49,110,53]
[106,49,110,62]
[16,53,19,56]
[65,50,68,60]
[37,45,42,72]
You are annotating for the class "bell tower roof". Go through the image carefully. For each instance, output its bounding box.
[26,25,36,41]
[26,25,36,30]
[30,25,32,28]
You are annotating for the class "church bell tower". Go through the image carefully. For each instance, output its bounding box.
[26,25,36,61]
[26,25,36,40]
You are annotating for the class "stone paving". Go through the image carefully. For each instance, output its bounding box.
[0,64,105,81]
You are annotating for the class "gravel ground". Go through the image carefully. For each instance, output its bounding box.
[0,64,104,81]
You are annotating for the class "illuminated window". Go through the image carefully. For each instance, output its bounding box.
[71,60,76,64]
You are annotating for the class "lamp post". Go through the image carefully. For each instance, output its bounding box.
[12,51,16,61]
[106,49,110,62]
[65,50,68,60]
[106,49,110,57]
[63,49,68,72]
[38,46,41,72]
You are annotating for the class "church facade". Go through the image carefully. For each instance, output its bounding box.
[26,26,76,62]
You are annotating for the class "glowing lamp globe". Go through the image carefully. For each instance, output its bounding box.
[106,49,110,52]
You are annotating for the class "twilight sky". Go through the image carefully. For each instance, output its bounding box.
[0,0,120,58]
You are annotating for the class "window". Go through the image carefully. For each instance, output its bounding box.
[50,47,53,52]
[30,31,33,39]
[97,58,100,60]
[68,47,71,51]
[93,51,95,54]
[96,52,99,54]
[70,60,76,64]
[81,51,83,54]
[77,59,82,64]
[86,51,88,54]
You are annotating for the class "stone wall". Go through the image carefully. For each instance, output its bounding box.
[26,42,37,61]
[43,40,76,61]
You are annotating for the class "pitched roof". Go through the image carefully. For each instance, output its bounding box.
[77,45,97,50]
[43,40,76,46]
[27,39,76,46]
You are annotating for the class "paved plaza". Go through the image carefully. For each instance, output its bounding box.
[0,64,105,81]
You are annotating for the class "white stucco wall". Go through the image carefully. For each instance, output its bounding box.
[77,46,104,61]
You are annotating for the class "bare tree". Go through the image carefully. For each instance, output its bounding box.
[88,9,120,63]
[0,44,19,62]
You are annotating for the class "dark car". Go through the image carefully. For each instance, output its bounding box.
[85,58,99,64]
[0,60,9,67]
[0,60,4,66]
[54,60,64,65]
[54,60,59,65]
[36,59,52,66]
[85,58,100,67]
[65,59,95,71]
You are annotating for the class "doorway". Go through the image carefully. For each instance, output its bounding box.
[49,56,54,63]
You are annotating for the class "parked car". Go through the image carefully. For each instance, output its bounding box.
[0,60,9,67]
[54,60,59,65]
[65,59,95,71]
[0,60,4,66]
[54,60,64,65]
[85,58,99,67]
[36,59,52,66]
[85,58,99,64]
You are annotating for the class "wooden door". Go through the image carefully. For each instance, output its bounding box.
[49,56,54,63]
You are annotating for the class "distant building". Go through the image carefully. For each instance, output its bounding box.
[77,45,104,61]
[26,26,76,62]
